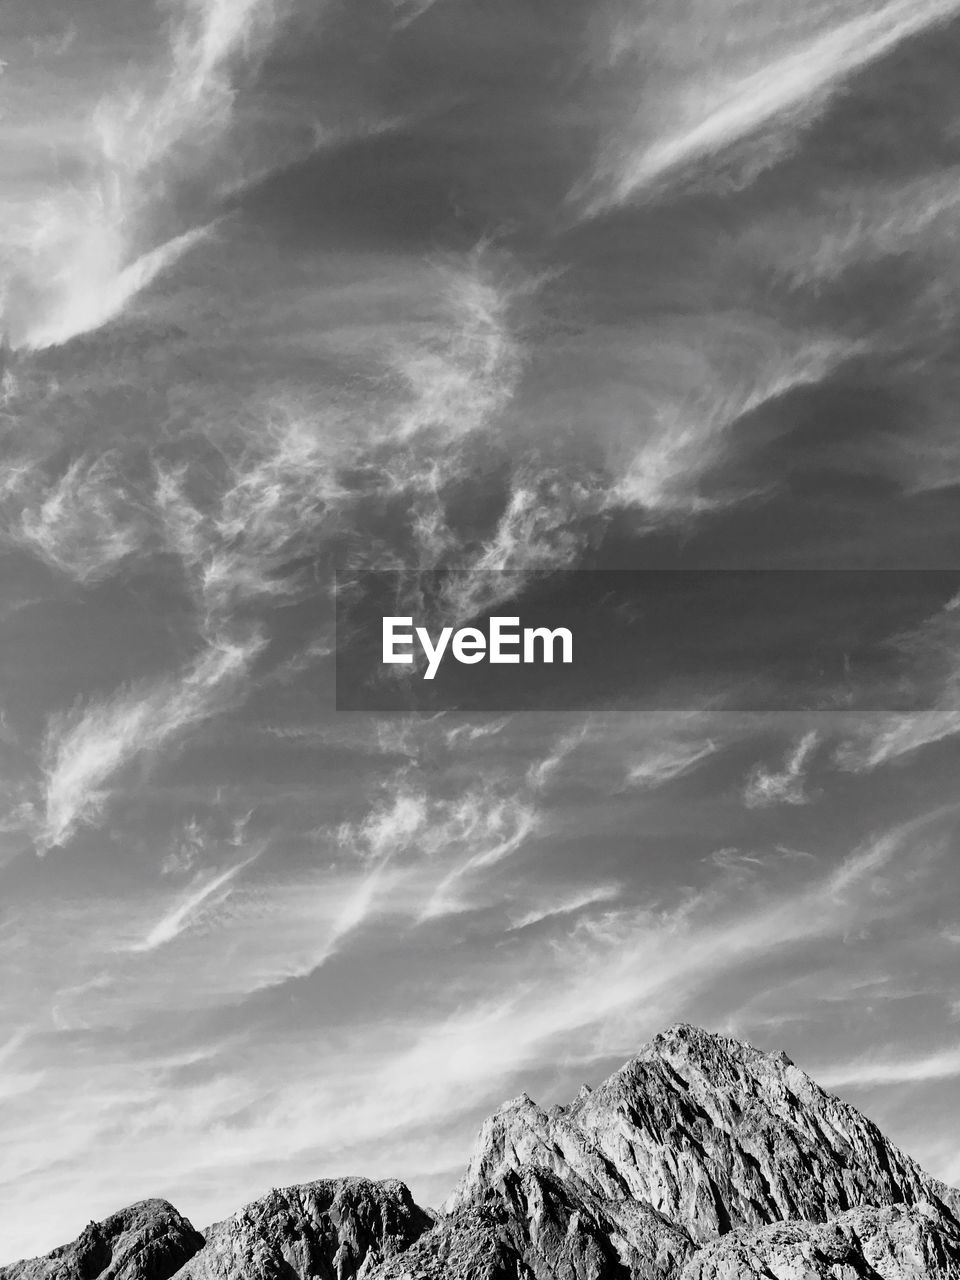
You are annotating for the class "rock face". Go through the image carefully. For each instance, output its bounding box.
[173,1178,432,1280]
[373,1024,960,1279]
[370,1166,691,1280]
[6,1027,959,1280]
[0,1200,204,1280]
[681,1204,960,1280]
[447,1025,959,1241]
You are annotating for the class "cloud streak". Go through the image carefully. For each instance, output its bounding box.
[129,851,261,953]
[625,739,719,790]
[38,632,264,850]
[3,0,294,349]
[818,1044,960,1088]
[586,0,960,209]
[836,596,960,770]
[336,781,541,929]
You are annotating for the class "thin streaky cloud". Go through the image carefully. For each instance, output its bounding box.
[584,0,960,210]
[21,224,213,354]
[609,332,854,518]
[128,851,261,954]
[389,0,443,30]
[836,602,960,770]
[38,632,265,851]
[625,739,719,790]
[419,803,540,921]
[527,725,591,792]
[817,1044,960,1087]
[337,780,542,926]
[509,885,622,932]
[824,804,957,898]
[4,0,297,349]
[837,705,960,772]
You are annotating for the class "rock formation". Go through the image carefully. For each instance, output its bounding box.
[4,1026,959,1280]
[0,1200,203,1280]
[682,1204,960,1280]
[174,1178,431,1280]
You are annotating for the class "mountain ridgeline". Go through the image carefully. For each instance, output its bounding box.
[5,1026,959,1280]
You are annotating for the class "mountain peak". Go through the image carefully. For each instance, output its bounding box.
[0,1199,203,1280]
[176,1176,432,1280]
[646,1021,793,1067]
[5,1027,959,1280]
[450,1023,960,1249]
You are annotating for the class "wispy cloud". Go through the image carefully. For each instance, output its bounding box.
[837,595,960,770]
[3,0,295,349]
[743,730,819,808]
[418,799,540,921]
[26,21,79,61]
[707,845,814,877]
[522,717,722,796]
[388,254,523,450]
[156,409,347,633]
[584,0,960,210]
[509,885,621,931]
[838,706,960,772]
[625,738,719,790]
[443,718,511,749]
[136,774,542,992]
[389,0,443,29]
[151,251,531,633]
[818,1043,960,1087]
[3,454,151,585]
[609,332,851,517]
[129,851,260,953]
[527,724,591,792]
[335,780,541,927]
[364,254,542,593]
[38,632,264,850]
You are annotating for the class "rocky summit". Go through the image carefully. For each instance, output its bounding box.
[172,1178,432,1280]
[4,1026,959,1280]
[0,1200,204,1280]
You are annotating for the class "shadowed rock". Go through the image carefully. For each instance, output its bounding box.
[0,1200,204,1280]
[171,1178,432,1280]
[446,1025,959,1244]
[7,1028,959,1280]
[371,1165,692,1279]
[387,1024,960,1278]
[680,1203,960,1279]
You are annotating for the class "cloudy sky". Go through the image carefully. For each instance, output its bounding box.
[3,0,960,1262]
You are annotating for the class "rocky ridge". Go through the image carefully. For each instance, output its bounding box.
[172,1178,431,1280]
[0,1200,203,1280]
[3,1026,958,1280]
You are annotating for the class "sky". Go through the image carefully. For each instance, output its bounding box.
[2,0,960,1262]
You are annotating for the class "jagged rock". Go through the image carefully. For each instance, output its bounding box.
[369,1166,692,1279]
[366,1198,531,1280]
[171,1178,432,1280]
[7,1028,959,1280]
[447,1025,960,1249]
[0,1200,204,1280]
[681,1202,960,1279]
